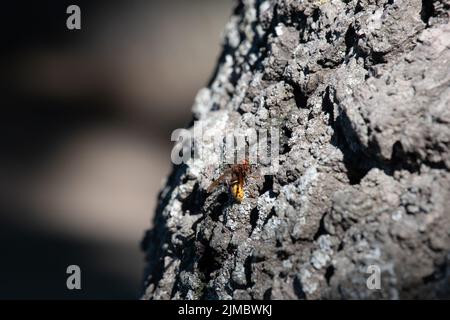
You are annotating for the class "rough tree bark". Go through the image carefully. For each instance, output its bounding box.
[141,0,450,299]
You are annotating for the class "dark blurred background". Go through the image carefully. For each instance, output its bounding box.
[0,0,232,299]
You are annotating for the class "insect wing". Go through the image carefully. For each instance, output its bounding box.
[207,168,232,193]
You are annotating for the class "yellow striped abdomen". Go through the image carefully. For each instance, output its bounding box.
[230,181,245,202]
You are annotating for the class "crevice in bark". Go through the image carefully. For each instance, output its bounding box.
[182,182,206,215]
[210,192,230,222]
[263,288,272,299]
[322,88,375,184]
[420,0,435,25]
[260,175,274,195]
[293,276,306,299]
[325,265,335,286]
[244,255,254,287]
[250,207,259,231]
[292,83,309,109]
[313,214,328,240]
[197,243,222,295]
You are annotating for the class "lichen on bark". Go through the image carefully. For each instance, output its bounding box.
[141,0,450,299]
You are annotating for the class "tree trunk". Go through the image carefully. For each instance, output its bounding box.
[141,0,450,299]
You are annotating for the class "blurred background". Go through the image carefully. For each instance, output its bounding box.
[0,0,232,298]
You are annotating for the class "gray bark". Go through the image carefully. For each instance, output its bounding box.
[141,0,450,299]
